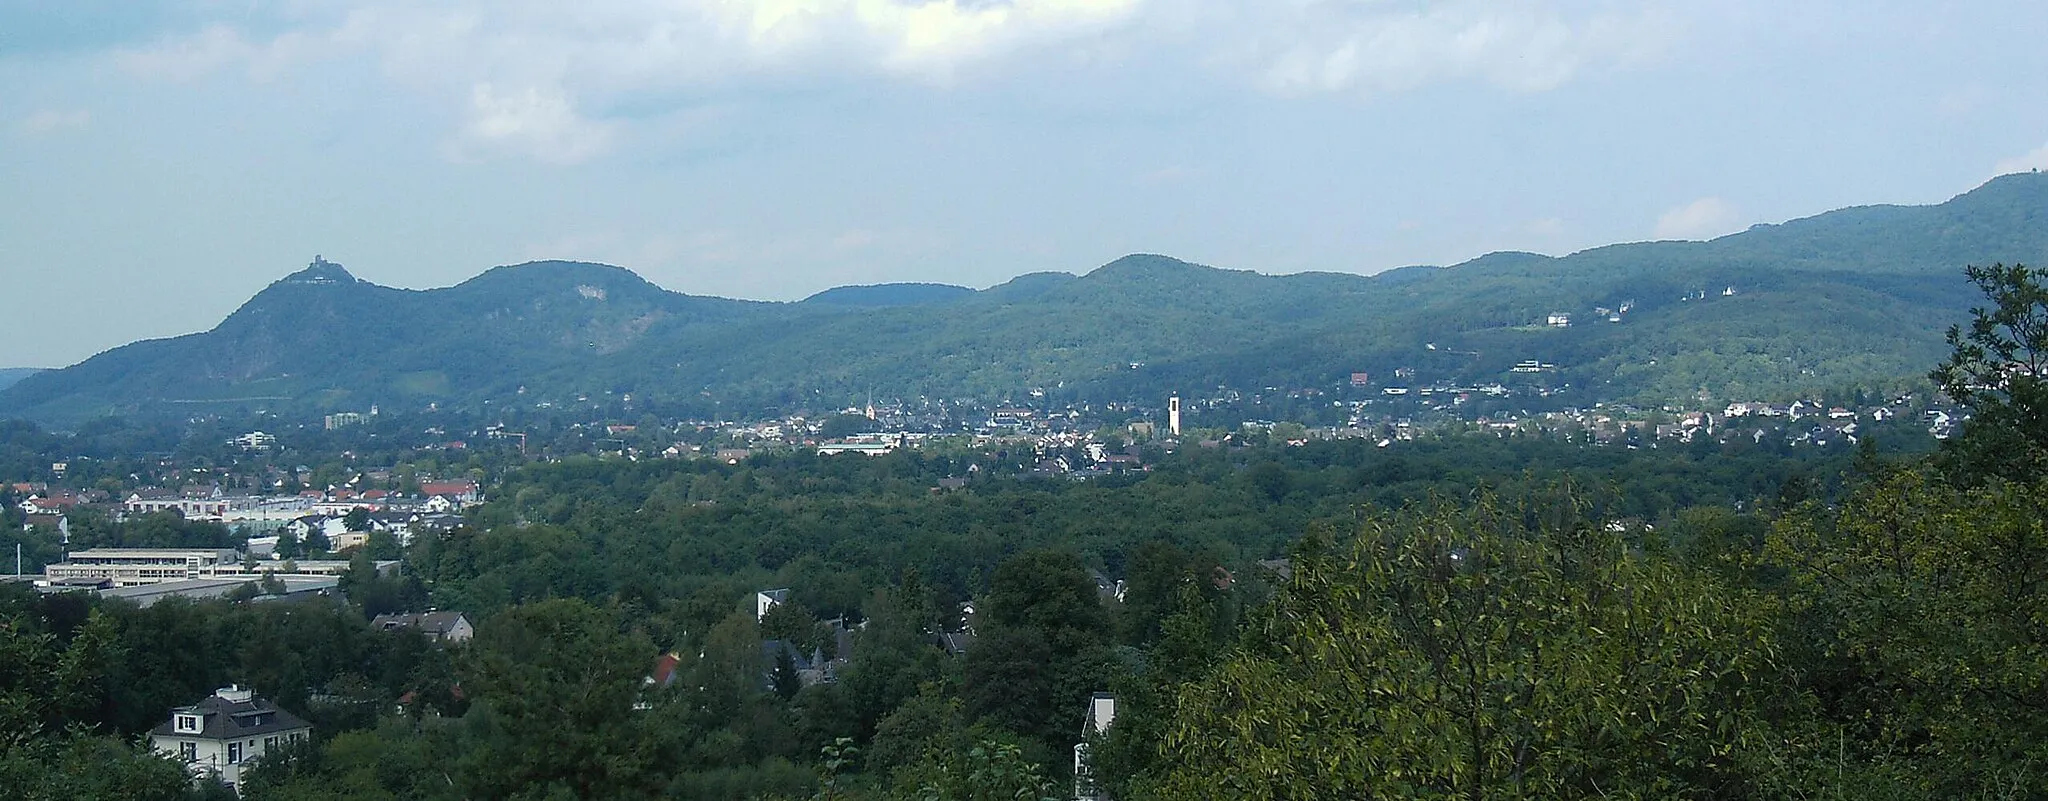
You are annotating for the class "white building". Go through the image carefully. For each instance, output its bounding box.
[756,588,790,622]
[151,685,312,794]
[43,548,240,586]
[1073,693,1118,801]
[40,548,394,590]
[124,491,264,522]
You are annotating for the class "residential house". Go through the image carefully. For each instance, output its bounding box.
[756,588,790,622]
[1724,402,1771,418]
[125,489,260,521]
[370,611,476,643]
[150,685,311,794]
[938,630,975,656]
[18,491,80,516]
[22,513,68,539]
[1073,693,1118,801]
[760,633,850,689]
[417,480,480,506]
[646,652,684,690]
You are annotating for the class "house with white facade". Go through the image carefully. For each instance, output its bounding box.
[756,588,790,621]
[1073,693,1118,801]
[151,685,311,793]
[371,610,476,643]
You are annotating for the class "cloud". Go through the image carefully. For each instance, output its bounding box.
[1937,84,1991,116]
[1994,143,2048,176]
[1245,1,1673,95]
[82,1,1678,163]
[115,23,320,82]
[1136,165,1203,186]
[1654,197,1738,240]
[461,83,615,164]
[724,0,1143,76]
[17,109,91,137]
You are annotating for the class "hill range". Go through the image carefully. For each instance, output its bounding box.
[4,174,2046,424]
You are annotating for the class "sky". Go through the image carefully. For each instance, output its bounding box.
[4,1,2048,368]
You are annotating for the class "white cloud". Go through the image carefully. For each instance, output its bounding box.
[1136,165,1203,186]
[90,1,1677,162]
[1937,84,1991,116]
[1994,143,2048,176]
[116,23,324,82]
[1245,1,1674,95]
[461,83,615,164]
[1654,197,1738,240]
[17,109,91,137]
[725,0,1143,76]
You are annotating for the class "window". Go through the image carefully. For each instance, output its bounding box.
[179,742,196,761]
[227,742,241,764]
[174,714,200,733]
[264,736,277,751]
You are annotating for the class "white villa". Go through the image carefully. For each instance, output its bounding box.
[150,685,312,793]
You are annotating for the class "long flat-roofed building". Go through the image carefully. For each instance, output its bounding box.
[44,548,239,586]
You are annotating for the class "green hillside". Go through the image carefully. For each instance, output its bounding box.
[0,369,41,392]
[4,174,2045,422]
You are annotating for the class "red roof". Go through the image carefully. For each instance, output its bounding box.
[649,653,682,687]
[419,481,477,497]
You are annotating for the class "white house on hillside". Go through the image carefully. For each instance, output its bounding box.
[151,685,311,794]
[756,588,790,621]
[1073,692,1118,801]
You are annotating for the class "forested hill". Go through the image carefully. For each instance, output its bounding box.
[0,368,42,392]
[4,174,2047,423]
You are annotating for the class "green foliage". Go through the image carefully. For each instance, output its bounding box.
[0,732,204,801]
[16,386,2048,799]
[461,598,666,799]
[1134,492,1788,799]
[900,739,1061,801]
[1932,262,2048,482]
[1763,471,2048,796]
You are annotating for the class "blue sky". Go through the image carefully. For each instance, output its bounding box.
[4,1,2047,367]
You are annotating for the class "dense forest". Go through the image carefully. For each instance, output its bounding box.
[6,266,2048,799]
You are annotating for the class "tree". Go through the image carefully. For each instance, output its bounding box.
[1136,493,1790,799]
[461,599,666,799]
[1931,262,2048,482]
[897,739,1061,801]
[818,414,876,440]
[969,551,1116,746]
[0,733,204,801]
[343,507,372,533]
[275,530,303,560]
[1764,470,2048,796]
